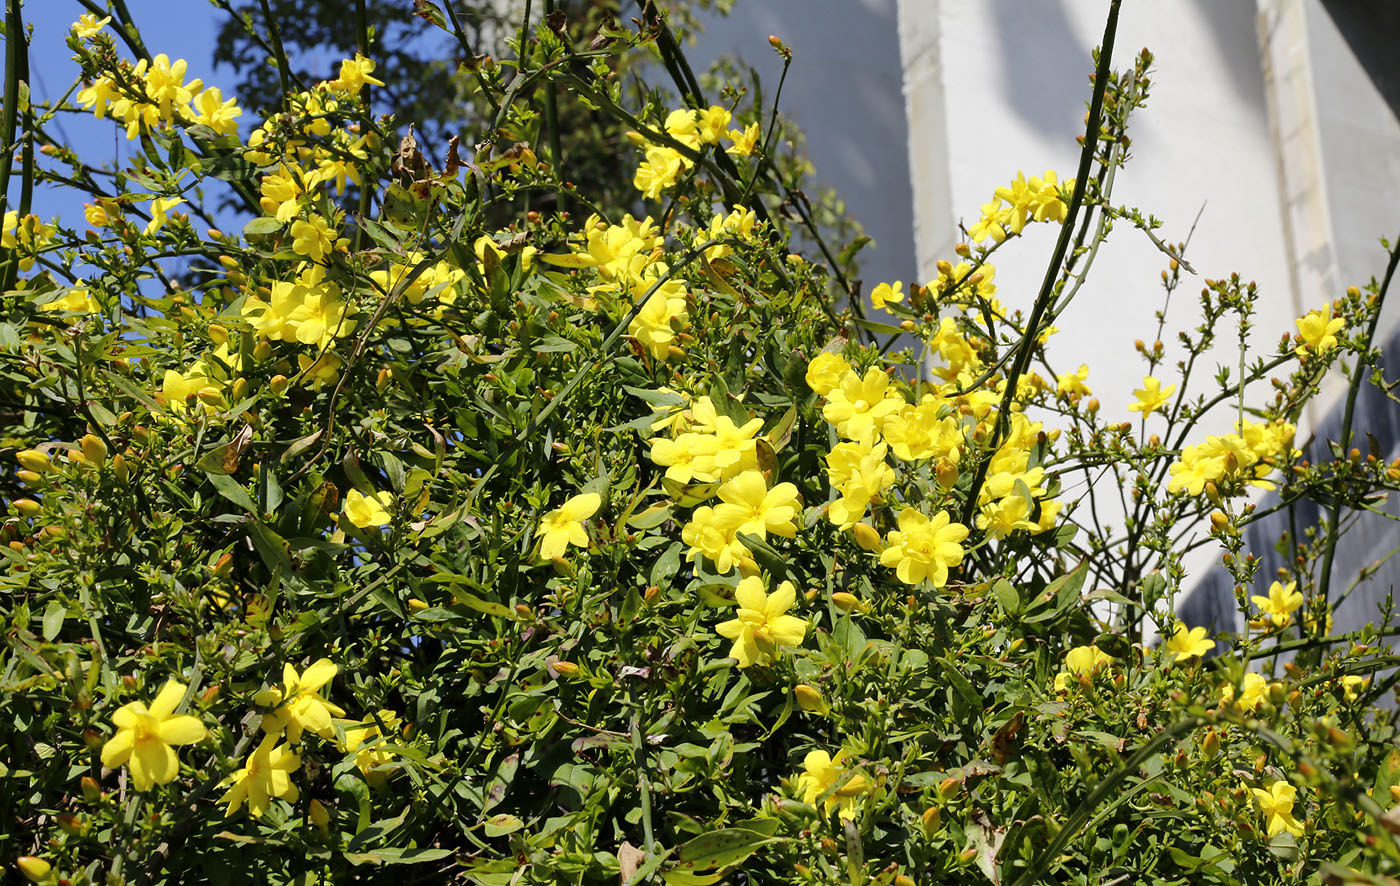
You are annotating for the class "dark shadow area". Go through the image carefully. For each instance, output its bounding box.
[1180,326,1400,637]
[689,0,917,286]
[1318,0,1400,123]
[1189,0,1273,115]
[991,0,1085,143]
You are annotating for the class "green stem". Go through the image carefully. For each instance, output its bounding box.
[961,0,1122,529]
[1316,236,1400,616]
[258,0,293,99]
[631,714,655,858]
[0,0,24,292]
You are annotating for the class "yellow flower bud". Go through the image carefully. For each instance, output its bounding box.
[553,661,580,677]
[16,470,42,487]
[851,522,884,552]
[938,776,960,800]
[793,684,827,712]
[270,375,290,396]
[1201,730,1220,759]
[309,798,331,836]
[13,499,40,518]
[79,433,107,465]
[253,339,272,361]
[231,377,249,402]
[209,552,233,578]
[16,857,51,882]
[921,806,941,836]
[80,775,101,802]
[197,386,225,406]
[936,461,959,490]
[407,598,429,612]
[15,449,51,473]
[208,324,229,345]
[832,592,864,613]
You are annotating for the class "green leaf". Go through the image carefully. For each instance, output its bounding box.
[992,579,1020,616]
[650,542,683,590]
[448,589,519,621]
[673,828,778,871]
[207,472,258,514]
[41,600,64,641]
[627,503,672,530]
[242,216,282,237]
[483,813,522,837]
[247,521,292,572]
[343,847,454,866]
[412,0,450,30]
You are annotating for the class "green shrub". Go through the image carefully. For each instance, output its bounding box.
[3,3,1400,885]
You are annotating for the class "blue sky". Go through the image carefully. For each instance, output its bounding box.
[24,2,230,228]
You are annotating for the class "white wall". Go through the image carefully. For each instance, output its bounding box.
[686,0,916,289]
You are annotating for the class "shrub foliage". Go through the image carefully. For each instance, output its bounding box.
[3,2,1400,885]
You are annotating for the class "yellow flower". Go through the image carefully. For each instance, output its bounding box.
[696,105,732,144]
[258,165,305,222]
[1340,675,1369,701]
[187,86,242,136]
[42,286,100,314]
[649,432,721,484]
[713,470,802,539]
[1056,364,1091,403]
[1028,169,1072,222]
[144,196,184,235]
[220,734,301,817]
[725,122,760,156]
[805,352,849,397]
[290,215,337,262]
[1295,304,1344,356]
[537,492,601,560]
[142,54,202,120]
[255,659,346,743]
[628,288,688,360]
[100,680,208,791]
[1220,672,1269,712]
[870,281,903,310]
[1164,622,1214,663]
[1251,581,1303,627]
[822,368,903,442]
[795,749,868,819]
[634,146,685,199]
[1166,444,1226,496]
[879,508,968,587]
[1127,376,1175,416]
[1054,644,1114,692]
[714,576,807,667]
[297,350,344,389]
[341,710,400,786]
[343,488,393,529]
[681,505,751,574]
[1252,780,1304,838]
[882,400,961,463]
[84,201,115,227]
[826,440,896,529]
[968,201,1007,243]
[327,54,386,94]
[73,13,111,39]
